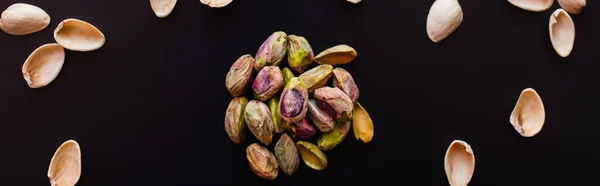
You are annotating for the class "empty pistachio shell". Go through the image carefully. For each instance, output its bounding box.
[224,97,248,144]
[226,54,255,97]
[252,66,284,102]
[150,0,177,18]
[282,67,295,87]
[307,99,335,133]
[199,0,233,8]
[510,88,545,137]
[296,141,327,170]
[426,0,463,43]
[246,143,278,180]
[286,35,314,73]
[245,100,275,145]
[268,97,285,134]
[314,45,357,65]
[48,140,81,186]
[333,67,360,102]
[508,0,553,12]
[299,64,333,94]
[274,133,299,175]
[22,43,65,88]
[444,140,475,186]
[318,121,351,151]
[278,78,309,124]
[353,102,374,143]
[255,31,287,71]
[549,9,575,58]
[314,87,354,123]
[558,0,586,14]
[0,3,50,35]
[54,18,105,52]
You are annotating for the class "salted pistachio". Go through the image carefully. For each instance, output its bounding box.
[253,66,283,102]
[353,102,374,143]
[314,45,357,65]
[274,133,299,176]
[318,121,350,151]
[54,18,105,52]
[307,99,335,133]
[282,67,295,87]
[255,31,287,71]
[347,0,362,4]
[224,97,248,144]
[150,0,177,18]
[297,141,327,170]
[278,78,309,124]
[246,143,278,180]
[314,87,353,123]
[508,0,553,12]
[244,100,274,145]
[299,64,333,94]
[333,67,360,102]
[48,140,81,186]
[510,88,545,137]
[22,43,65,88]
[226,54,255,97]
[444,140,475,186]
[549,9,575,58]
[199,0,233,8]
[268,97,285,134]
[0,3,50,35]
[286,35,314,74]
[426,0,463,43]
[558,0,586,14]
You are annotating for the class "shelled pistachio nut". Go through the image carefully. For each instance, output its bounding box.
[246,143,278,180]
[549,9,575,58]
[278,78,309,124]
[353,102,374,143]
[307,99,335,133]
[426,0,463,43]
[48,140,81,186]
[22,43,65,88]
[199,0,233,8]
[295,118,317,140]
[54,18,105,52]
[226,54,255,97]
[0,3,50,35]
[444,140,475,186]
[314,87,353,123]
[333,67,360,102]
[318,121,351,151]
[255,31,287,71]
[286,35,314,73]
[274,133,299,176]
[510,88,545,137]
[244,100,275,145]
[297,141,327,170]
[268,97,285,134]
[224,97,248,144]
[508,0,553,12]
[282,67,295,87]
[558,0,586,14]
[253,66,283,102]
[150,0,177,18]
[314,45,357,65]
[299,64,333,94]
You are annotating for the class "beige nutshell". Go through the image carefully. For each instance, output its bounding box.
[199,0,233,8]
[347,0,362,4]
[150,0,177,18]
[558,0,586,14]
[549,9,575,58]
[510,88,545,137]
[507,0,553,12]
[22,43,65,88]
[0,3,50,35]
[54,18,105,52]
[444,140,475,186]
[426,0,463,43]
[48,140,82,186]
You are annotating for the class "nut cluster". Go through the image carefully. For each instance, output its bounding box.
[224,31,374,179]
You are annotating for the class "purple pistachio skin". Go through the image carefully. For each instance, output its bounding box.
[226,54,255,97]
[333,67,360,102]
[255,31,288,71]
[313,87,354,121]
[278,78,309,124]
[294,118,316,140]
[252,66,283,102]
[307,99,335,133]
[286,35,314,74]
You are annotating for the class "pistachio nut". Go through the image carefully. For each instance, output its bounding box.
[22,43,65,88]
[299,64,333,94]
[318,121,350,151]
[268,97,285,134]
[274,133,299,176]
[286,35,314,73]
[353,102,374,143]
[0,3,50,35]
[54,18,105,52]
[296,141,327,170]
[252,66,284,102]
[314,45,357,65]
[282,67,295,87]
[199,0,233,8]
[508,0,553,12]
[48,140,81,186]
[307,99,335,133]
[426,0,463,43]
[150,0,177,18]
[244,100,275,145]
[558,0,586,14]
[510,88,545,137]
[255,31,287,71]
[333,67,360,102]
[278,77,309,124]
[314,87,353,123]
[549,9,575,58]
[347,0,362,4]
[226,54,255,97]
[246,143,278,180]
[224,97,248,144]
[444,140,475,186]
[294,118,317,140]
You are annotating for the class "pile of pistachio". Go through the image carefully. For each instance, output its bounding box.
[224,31,374,179]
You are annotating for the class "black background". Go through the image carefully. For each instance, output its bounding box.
[1,0,599,185]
